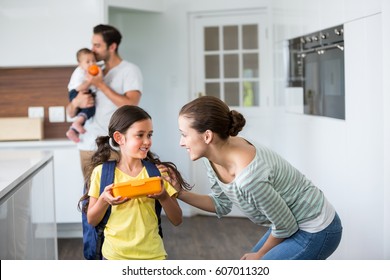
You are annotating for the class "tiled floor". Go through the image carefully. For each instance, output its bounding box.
[58,215,267,260]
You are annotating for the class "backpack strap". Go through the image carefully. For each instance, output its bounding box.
[141,159,163,238]
[97,160,116,227]
[142,159,161,177]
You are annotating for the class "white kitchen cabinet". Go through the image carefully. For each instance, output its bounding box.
[0,140,84,237]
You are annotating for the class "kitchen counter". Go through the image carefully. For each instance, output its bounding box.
[0,150,53,201]
[0,139,76,149]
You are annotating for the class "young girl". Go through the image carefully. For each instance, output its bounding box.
[165,96,342,260]
[82,105,190,260]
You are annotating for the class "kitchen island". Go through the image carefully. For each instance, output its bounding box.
[0,150,57,259]
[0,140,84,237]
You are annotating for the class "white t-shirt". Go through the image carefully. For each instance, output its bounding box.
[68,66,86,91]
[77,60,143,151]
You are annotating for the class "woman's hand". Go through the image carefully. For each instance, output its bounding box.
[240,252,263,260]
[157,164,181,193]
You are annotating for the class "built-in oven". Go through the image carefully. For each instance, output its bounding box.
[288,25,345,119]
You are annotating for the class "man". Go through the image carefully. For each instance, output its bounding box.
[66,24,143,179]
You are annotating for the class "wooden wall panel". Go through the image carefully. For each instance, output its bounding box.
[0,66,75,139]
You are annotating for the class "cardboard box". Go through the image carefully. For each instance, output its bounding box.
[0,117,44,141]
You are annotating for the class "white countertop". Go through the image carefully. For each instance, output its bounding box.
[0,150,53,200]
[0,139,76,148]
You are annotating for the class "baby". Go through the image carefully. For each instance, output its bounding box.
[66,48,98,143]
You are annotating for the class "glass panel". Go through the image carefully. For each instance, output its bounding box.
[205,55,220,79]
[243,24,258,49]
[223,25,238,50]
[243,81,259,106]
[0,197,14,259]
[243,53,259,78]
[204,27,219,51]
[224,82,240,106]
[224,54,239,78]
[205,82,220,98]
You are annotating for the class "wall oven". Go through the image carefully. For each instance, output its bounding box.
[288,25,345,119]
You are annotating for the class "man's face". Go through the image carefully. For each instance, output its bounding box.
[91,34,109,62]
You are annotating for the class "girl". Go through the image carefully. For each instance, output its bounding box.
[166,96,342,260]
[81,105,190,260]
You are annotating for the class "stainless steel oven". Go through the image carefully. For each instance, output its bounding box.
[288,25,345,119]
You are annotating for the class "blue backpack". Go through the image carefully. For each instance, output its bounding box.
[81,159,162,260]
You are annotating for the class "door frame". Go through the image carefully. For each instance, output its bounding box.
[187,8,271,216]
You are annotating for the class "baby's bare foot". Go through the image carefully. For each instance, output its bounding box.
[72,122,86,134]
[66,128,80,143]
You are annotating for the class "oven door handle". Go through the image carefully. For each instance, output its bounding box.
[298,43,344,56]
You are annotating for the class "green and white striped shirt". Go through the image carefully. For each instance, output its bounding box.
[205,144,327,238]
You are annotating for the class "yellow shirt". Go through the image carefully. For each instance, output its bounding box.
[88,164,178,260]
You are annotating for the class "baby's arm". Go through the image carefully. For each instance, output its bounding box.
[76,79,92,92]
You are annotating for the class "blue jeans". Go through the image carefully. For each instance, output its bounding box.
[251,213,342,260]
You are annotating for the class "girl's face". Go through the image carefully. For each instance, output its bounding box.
[178,115,207,161]
[117,119,153,159]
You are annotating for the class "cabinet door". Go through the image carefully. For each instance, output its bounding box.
[53,147,84,224]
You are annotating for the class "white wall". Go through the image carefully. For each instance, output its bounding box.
[0,0,105,66]
[382,0,390,260]
[108,0,165,12]
[271,0,387,260]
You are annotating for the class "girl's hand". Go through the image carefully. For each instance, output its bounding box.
[148,178,169,201]
[102,184,129,205]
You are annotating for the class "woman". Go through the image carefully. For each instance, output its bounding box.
[168,96,342,260]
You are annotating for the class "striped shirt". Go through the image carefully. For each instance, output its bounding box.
[205,144,326,238]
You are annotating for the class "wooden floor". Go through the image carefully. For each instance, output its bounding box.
[58,215,267,260]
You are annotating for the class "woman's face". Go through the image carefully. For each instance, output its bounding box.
[117,119,153,159]
[178,115,207,161]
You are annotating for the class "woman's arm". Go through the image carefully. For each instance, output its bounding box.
[177,190,216,213]
[157,164,217,213]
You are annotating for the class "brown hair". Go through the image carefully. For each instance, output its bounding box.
[93,24,122,52]
[179,96,246,140]
[76,48,94,62]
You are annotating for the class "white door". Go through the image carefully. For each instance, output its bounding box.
[189,10,271,217]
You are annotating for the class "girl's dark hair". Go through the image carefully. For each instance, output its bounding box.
[79,105,191,212]
[179,96,246,139]
[93,24,122,52]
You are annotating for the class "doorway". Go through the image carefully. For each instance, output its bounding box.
[189,9,271,216]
